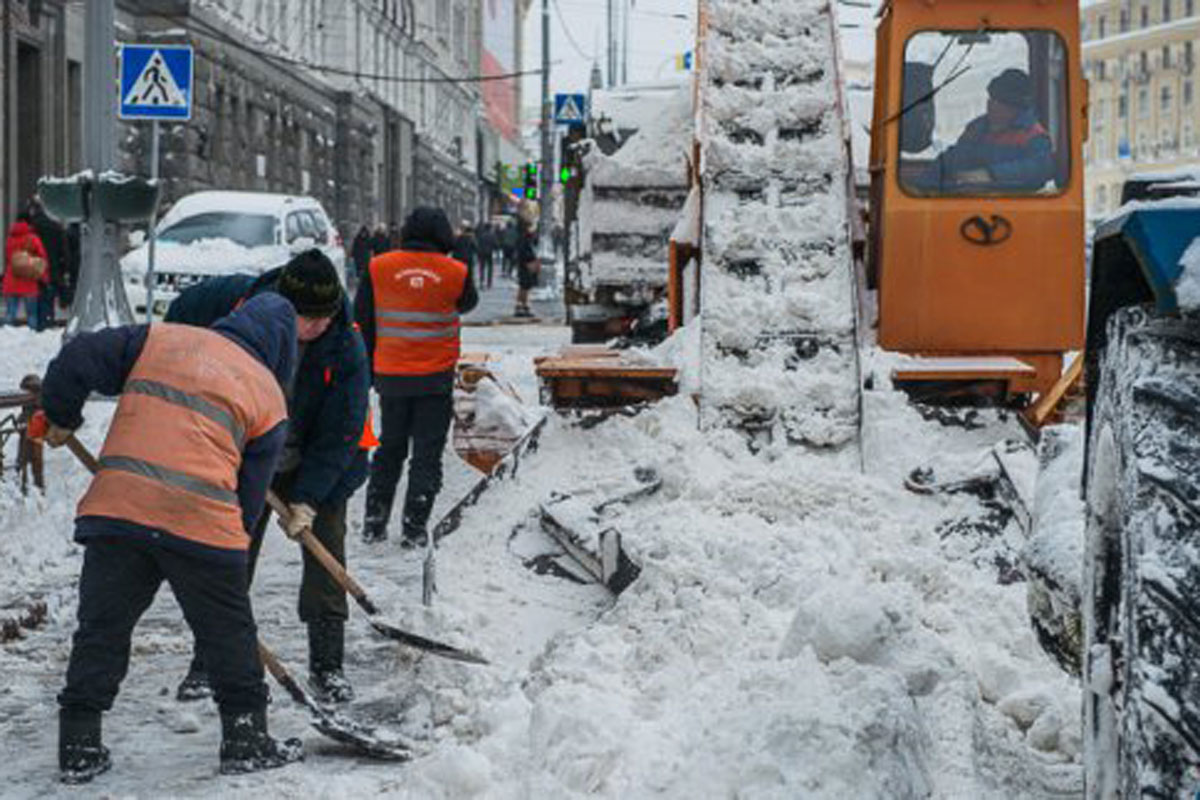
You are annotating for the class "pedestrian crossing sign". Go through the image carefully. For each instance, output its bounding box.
[119,44,193,121]
[554,94,587,128]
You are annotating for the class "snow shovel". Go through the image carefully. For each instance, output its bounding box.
[266,492,488,665]
[257,639,411,761]
[54,434,412,760]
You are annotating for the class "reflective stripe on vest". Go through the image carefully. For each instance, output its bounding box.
[77,324,287,552]
[369,250,467,376]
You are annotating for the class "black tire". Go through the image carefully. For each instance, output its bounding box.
[1083,306,1200,798]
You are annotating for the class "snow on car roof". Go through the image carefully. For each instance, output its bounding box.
[157,191,324,231]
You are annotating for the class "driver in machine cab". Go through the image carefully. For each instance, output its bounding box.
[934,68,1055,191]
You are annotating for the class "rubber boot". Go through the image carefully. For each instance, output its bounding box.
[176,654,213,702]
[361,485,395,544]
[400,492,434,549]
[218,710,303,775]
[307,620,354,704]
[59,708,111,784]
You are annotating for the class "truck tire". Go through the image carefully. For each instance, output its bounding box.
[1083,305,1200,799]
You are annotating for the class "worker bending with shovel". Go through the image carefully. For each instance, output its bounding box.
[165,249,371,704]
[37,294,302,782]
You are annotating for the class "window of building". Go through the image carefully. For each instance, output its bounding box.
[1189,0,1196,15]
[1099,60,1107,80]
[1186,122,1195,147]
[1121,9,1130,31]
[1141,5,1150,26]
[1163,85,1174,110]
[1095,184,1108,212]
[1139,87,1150,116]
[1164,0,1172,22]
[1141,51,1150,73]
[1164,45,1173,68]
[1187,79,1195,104]
[1188,41,1195,69]
[1119,93,1129,117]
[1099,15,1107,37]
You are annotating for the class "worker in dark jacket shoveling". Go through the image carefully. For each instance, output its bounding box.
[165,249,370,705]
[39,294,302,783]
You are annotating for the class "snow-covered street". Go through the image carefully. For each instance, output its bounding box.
[0,320,1084,798]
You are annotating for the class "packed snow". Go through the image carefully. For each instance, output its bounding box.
[0,317,1084,798]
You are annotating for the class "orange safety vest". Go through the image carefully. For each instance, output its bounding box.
[77,323,287,552]
[369,250,467,376]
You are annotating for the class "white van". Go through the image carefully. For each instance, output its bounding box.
[121,191,346,316]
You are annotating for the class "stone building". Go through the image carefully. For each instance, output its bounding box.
[3,0,525,243]
[1081,0,1200,219]
[0,0,81,227]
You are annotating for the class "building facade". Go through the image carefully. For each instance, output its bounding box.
[1082,0,1200,220]
[0,0,81,227]
[2,0,525,243]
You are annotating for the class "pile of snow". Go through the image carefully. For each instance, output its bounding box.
[698,0,859,449]
[0,321,1081,797]
[584,83,694,189]
[1176,235,1200,312]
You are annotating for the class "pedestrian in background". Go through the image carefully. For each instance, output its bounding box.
[476,222,496,290]
[514,218,540,318]
[501,219,518,279]
[452,220,477,277]
[371,224,391,260]
[39,294,303,783]
[350,224,372,294]
[4,212,48,328]
[355,207,478,545]
[27,196,67,329]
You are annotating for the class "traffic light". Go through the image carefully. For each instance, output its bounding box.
[560,165,574,184]
[524,162,539,201]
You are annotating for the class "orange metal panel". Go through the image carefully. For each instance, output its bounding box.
[875,0,1086,360]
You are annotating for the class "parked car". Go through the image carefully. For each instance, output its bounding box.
[121,191,345,316]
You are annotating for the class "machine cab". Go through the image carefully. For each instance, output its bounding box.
[868,0,1087,397]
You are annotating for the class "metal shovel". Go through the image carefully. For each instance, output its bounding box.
[266,492,487,665]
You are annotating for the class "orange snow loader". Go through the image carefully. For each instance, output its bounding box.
[865,0,1087,409]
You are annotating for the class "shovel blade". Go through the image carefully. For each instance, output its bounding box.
[368,619,489,665]
[309,708,413,761]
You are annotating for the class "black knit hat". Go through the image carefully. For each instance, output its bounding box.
[988,68,1033,109]
[277,249,342,318]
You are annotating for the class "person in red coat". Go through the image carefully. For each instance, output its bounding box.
[4,213,48,328]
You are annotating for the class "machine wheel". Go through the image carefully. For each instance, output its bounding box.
[1083,306,1200,798]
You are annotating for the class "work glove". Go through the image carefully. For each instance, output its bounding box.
[28,410,74,448]
[281,503,316,541]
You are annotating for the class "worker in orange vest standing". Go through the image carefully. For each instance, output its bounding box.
[355,206,478,545]
[38,294,303,783]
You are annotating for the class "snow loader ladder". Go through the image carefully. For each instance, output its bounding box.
[696,0,862,451]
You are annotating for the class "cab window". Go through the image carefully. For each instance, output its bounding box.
[899,30,1070,197]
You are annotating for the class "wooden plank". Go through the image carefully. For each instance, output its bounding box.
[1024,352,1084,428]
[536,362,678,379]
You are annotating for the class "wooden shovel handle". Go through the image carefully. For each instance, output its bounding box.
[266,491,379,615]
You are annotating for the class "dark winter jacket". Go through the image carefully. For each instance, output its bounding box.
[166,268,371,508]
[354,207,478,396]
[29,206,67,291]
[935,109,1055,190]
[351,226,372,277]
[42,294,296,564]
[452,233,477,270]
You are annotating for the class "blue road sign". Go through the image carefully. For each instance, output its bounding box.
[554,94,587,127]
[119,44,193,121]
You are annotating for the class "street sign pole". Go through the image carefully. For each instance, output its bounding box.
[540,0,553,263]
[145,120,159,323]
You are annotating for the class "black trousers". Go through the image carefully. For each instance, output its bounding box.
[246,471,349,623]
[59,536,267,716]
[366,393,453,533]
[479,252,494,289]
